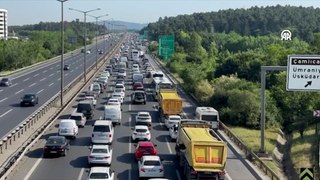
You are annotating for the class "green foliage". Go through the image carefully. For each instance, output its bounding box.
[194,79,214,105]
[1,21,105,72]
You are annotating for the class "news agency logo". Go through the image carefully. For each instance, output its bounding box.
[281,30,292,41]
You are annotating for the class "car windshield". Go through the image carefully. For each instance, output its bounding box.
[47,138,64,145]
[1,78,8,82]
[144,160,160,166]
[92,148,109,154]
[23,94,34,99]
[89,173,109,179]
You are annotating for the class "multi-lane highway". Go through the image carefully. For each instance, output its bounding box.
[0,36,117,138]
[6,37,267,180]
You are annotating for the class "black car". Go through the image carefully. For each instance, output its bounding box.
[0,78,12,87]
[43,136,69,157]
[63,64,70,70]
[131,90,147,104]
[20,93,39,106]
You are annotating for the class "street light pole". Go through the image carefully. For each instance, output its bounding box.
[69,7,101,82]
[87,14,108,70]
[57,0,67,107]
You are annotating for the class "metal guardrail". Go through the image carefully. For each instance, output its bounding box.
[0,37,124,178]
[151,54,281,180]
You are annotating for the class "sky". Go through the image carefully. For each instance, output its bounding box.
[1,0,320,26]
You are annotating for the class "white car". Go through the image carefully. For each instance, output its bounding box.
[87,167,114,180]
[113,89,125,98]
[58,119,79,139]
[169,124,179,141]
[88,145,113,166]
[101,71,110,78]
[136,112,152,126]
[131,125,151,142]
[107,98,121,106]
[164,115,181,129]
[111,92,124,104]
[118,69,126,77]
[132,64,139,72]
[85,92,97,106]
[98,77,108,84]
[115,83,125,92]
[138,155,164,178]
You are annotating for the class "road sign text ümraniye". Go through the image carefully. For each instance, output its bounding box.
[287,55,320,91]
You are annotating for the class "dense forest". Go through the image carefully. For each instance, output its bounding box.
[0,21,106,71]
[143,5,320,134]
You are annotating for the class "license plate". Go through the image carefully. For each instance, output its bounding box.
[96,157,103,160]
[50,151,57,153]
[148,169,156,172]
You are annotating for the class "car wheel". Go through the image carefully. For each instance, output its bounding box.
[63,149,67,156]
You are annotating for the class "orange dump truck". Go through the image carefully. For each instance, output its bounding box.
[175,120,227,180]
[158,90,183,122]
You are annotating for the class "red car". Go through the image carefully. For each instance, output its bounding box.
[134,141,157,160]
[133,82,144,91]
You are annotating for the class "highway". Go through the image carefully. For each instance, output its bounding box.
[0,36,117,138]
[6,38,265,180]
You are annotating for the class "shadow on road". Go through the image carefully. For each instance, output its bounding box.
[70,156,88,168]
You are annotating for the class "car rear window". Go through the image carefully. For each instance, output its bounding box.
[92,148,109,153]
[60,121,74,127]
[136,129,147,133]
[70,115,82,120]
[144,160,160,166]
[90,173,109,179]
[93,125,110,132]
[47,138,64,144]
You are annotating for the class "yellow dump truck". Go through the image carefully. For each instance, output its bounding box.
[158,90,183,122]
[175,120,227,180]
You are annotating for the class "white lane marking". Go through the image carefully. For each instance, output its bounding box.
[165,137,172,154]
[129,169,131,180]
[48,83,54,87]
[0,109,12,118]
[42,70,47,73]
[129,104,131,111]
[33,73,39,77]
[0,97,7,102]
[40,77,46,81]
[24,157,42,180]
[29,83,36,87]
[49,73,54,77]
[225,173,232,180]
[0,89,3,92]
[37,89,44,94]
[11,83,18,87]
[23,78,30,82]
[176,170,181,180]
[129,117,132,153]
[77,168,85,180]
[71,70,74,73]
[65,73,69,76]
[58,78,61,81]
[15,89,24,94]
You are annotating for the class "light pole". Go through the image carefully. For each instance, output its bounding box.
[69,7,100,82]
[87,13,108,69]
[104,18,113,53]
[57,0,67,107]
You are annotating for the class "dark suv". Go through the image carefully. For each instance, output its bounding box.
[0,78,12,87]
[20,93,39,106]
[131,90,147,104]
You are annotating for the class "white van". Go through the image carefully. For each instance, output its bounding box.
[104,105,122,125]
[91,120,114,145]
[118,61,127,69]
[58,119,79,139]
[89,83,101,97]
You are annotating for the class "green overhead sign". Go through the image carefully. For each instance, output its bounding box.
[158,35,174,61]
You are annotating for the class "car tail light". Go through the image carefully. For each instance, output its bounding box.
[160,168,164,172]
[92,134,94,137]
[104,156,110,159]
[146,133,149,135]
[218,171,226,176]
[140,168,145,172]
[109,134,112,138]
[44,146,48,149]
[191,170,198,175]
[88,155,94,158]
[133,132,137,135]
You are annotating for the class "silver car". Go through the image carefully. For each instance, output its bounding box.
[88,145,113,166]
